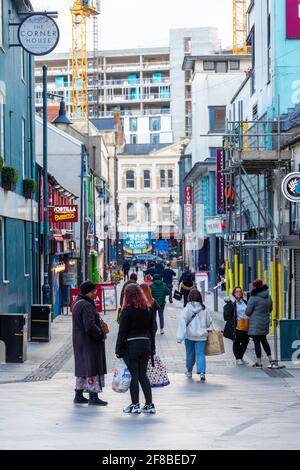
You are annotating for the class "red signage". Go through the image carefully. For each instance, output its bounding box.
[286,0,300,38]
[50,205,78,223]
[70,286,102,312]
[184,185,193,228]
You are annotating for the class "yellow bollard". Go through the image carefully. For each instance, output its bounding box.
[239,263,244,291]
[257,259,262,281]
[270,261,276,335]
[264,270,268,286]
[225,260,229,296]
[278,263,283,320]
[234,254,239,287]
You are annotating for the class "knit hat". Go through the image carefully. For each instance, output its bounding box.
[130,273,138,281]
[80,280,97,296]
[253,279,263,289]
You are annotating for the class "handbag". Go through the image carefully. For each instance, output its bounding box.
[147,355,170,388]
[236,317,249,332]
[205,328,225,356]
[112,359,131,393]
[100,318,109,335]
[173,290,183,301]
[116,307,122,323]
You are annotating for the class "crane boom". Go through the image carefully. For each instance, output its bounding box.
[71,1,97,119]
[232,0,247,55]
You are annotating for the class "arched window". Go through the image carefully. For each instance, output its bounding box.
[127,203,136,224]
[144,202,151,223]
[126,170,135,188]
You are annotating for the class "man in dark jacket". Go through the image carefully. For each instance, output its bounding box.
[179,265,194,284]
[162,263,177,303]
[144,262,157,279]
[150,274,170,335]
[72,281,108,406]
[246,279,275,368]
[122,259,131,281]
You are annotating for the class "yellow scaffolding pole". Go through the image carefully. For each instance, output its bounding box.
[225,260,229,296]
[264,270,268,286]
[257,259,262,281]
[229,268,234,294]
[239,263,244,291]
[234,254,239,287]
[270,261,276,335]
[278,263,283,320]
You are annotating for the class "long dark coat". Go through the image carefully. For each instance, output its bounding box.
[72,294,107,378]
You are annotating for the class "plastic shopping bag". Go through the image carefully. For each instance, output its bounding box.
[112,359,132,393]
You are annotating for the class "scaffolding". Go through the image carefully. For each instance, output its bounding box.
[223,100,292,328]
[232,0,248,55]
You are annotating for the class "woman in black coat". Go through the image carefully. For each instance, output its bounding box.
[223,286,249,365]
[72,281,108,406]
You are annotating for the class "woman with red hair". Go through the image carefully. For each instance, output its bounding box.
[140,283,159,336]
[116,283,156,414]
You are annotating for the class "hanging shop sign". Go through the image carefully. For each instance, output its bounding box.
[18,14,60,56]
[216,149,225,214]
[281,172,300,202]
[50,205,78,223]
[286,0,300,39]
[206,217,224,235]
[184,185,193,228]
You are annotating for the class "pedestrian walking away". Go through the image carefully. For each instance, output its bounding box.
[150,274,170,335]
[144,262,157,279]
[223,286,249,365]
[179,265,194,284]
[162,263,177,303]
[140,283,159,336]
[246,279,276,368]
[71,281,108,406]
[180,274,195,307]
[116,283,156,415]
[118,273,138,322]
[176,289,212,381]
[122,259,131,281]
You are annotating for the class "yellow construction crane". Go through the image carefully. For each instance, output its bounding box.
[71,0,97,119]
[232,0,248,55]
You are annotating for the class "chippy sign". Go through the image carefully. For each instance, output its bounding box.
[18,14,59,56]
[51,206,78,223]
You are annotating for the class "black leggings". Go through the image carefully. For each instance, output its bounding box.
[233,330,249,360]
[252,335,271,359]
[124,340,152,405]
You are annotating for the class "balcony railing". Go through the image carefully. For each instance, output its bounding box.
[99,77,170,87]
[104,93,170,103]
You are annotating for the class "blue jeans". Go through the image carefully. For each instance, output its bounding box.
[185,339,206,374]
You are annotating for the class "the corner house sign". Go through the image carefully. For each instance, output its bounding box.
[18,14,59,56]
[281,173,300,203]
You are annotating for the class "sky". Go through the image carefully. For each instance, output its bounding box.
[30,0,233,53]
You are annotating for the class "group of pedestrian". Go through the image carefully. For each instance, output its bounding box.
[223,279,276,368]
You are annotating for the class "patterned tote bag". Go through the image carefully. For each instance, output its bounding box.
[146,355,170,388]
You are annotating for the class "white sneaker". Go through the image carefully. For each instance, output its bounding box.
[123,403,141,414]
[200,373,206,382]
[160,329,164,335]
[185,371,192,378]
[242,359,249,365]
[236,359,244,366]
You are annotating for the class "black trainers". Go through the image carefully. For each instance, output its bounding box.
[123,403,141,414]
[141,404,156,414]
[252,363,263,369]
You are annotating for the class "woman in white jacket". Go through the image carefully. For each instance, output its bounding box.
[176,289,212,381]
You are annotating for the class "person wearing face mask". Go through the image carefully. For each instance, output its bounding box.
[72,281,108,406]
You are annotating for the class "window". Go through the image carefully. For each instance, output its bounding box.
[209,106,226,133]
[0,91,4,160]
[23,222,29,276]
[150,134,160,145]
[0,0,3,49]
[209,148,219,159]
[127,203,136,224]
[144,202,151,223]
[203,61,215,71]
[130,134,137,144]
[161,204,171,222]
[130,117,137,132]
[144,170,151,188]
[149,117,161,131]
[0,217,8,282]
[22,119,26,178]
[168,169,173,188]
[160,169,166,188]
[229,60,240,70]
[126,170,135,188]
[21,48,26,81]
[184,37,192,54]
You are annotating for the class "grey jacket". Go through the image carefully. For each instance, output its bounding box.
[246,285,273,336]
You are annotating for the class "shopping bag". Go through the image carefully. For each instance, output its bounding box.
[112,359,131,393]
[236,317,249,332]
[205,330,225,356]
[173,290,182,301]
[146,355,170,388]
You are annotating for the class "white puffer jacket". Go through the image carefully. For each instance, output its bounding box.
[176,302,212,342]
